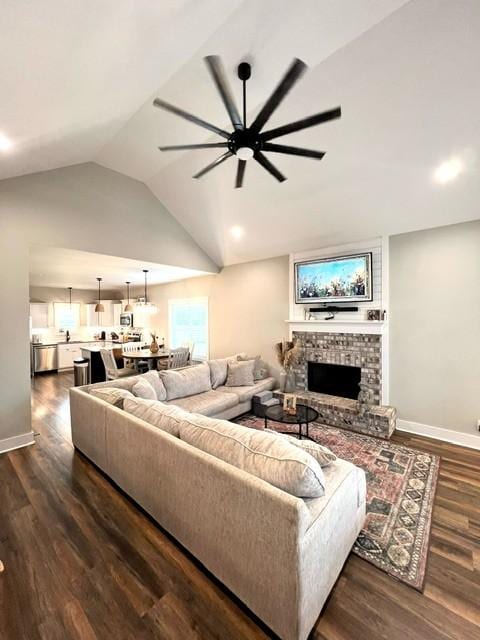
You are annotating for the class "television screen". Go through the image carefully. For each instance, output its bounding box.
[295,253,372,304]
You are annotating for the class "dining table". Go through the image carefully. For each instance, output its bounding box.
[121,348,171,371]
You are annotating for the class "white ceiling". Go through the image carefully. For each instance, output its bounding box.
[29,246,210,289]
[2,0,480,268]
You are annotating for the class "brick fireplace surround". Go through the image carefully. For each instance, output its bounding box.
[278,330,396,439]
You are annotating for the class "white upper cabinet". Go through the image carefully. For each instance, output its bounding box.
[85,300,122,327]
[30,303,49,329]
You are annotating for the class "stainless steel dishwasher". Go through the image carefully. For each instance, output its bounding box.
[33,344,58,374]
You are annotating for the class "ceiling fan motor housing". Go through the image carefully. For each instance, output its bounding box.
[228,128,261,156]
[237,62,251,81]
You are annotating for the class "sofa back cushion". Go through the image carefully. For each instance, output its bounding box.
[90,387,134,408]
[87,371,166,399]
[178,414,325,498]
[160,362,212,400]
[141,370,167,401]
[207,353,247,389]
[132,378,157,400]
[123,397,187,437]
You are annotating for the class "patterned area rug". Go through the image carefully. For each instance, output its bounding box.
[235,415,440,591]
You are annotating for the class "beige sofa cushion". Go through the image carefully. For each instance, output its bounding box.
[207,353,247,389]
[178,414,325,498]
[123,397,187,437]
[160,362,211,400]
[132,378,157,400]
[168,389,239,416]
[265,429,337,467]
[216,377,276,403]
[141,370,167,401]
[90,387,134,408]
[226,360,255,387]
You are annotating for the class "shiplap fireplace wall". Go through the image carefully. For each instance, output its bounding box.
[287,237,390,405]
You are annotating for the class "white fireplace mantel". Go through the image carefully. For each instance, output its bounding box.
[286,319,387,335]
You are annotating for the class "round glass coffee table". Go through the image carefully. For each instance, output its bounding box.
[264,404,319,440]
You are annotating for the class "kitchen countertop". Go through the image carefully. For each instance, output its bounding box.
[80,342,123,353]
[32,340,121,347]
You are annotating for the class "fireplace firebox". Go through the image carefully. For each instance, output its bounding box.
[307,361,361,400]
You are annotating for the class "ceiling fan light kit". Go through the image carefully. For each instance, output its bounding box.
[154,56,341,188]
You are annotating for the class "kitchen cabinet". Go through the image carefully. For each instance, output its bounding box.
[30,303,50,329]
[86,300,122,327]
[112,301,122,326]
[57,343,83,370]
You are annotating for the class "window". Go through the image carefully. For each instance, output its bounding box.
[54,302,80,330]
[168,297,209,361]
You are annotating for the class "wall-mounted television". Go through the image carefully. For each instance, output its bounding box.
[295,252,373,304]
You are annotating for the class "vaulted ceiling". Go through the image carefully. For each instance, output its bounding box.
[2,0,479,267]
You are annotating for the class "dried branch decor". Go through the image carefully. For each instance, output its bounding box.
[275,341,299,371]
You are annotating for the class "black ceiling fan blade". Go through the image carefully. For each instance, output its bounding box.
[193,151,233,180]
[159,142,229,151]
[153,98,230,139]
[235,160,246,188]
[262,143,325,160]
[250,58,307,134]
[205,56,243,130]
[254,151,286,182]
[261,106,341,141]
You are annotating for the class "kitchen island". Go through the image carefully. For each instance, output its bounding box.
[80,343,123,384]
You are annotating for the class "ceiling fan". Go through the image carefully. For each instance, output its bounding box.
[153,56,341,188]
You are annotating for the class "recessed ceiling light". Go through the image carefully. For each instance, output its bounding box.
[433,157,463,184]
[230,225,244,239]
[0,133,12,152]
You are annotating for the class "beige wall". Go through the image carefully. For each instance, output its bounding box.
[390,220,480,437]
[29,286,122,303]
[133,256,289,378]
[0,162,217,449]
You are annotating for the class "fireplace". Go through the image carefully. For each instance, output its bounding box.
[291,330,382,405]
[307,361,361,400]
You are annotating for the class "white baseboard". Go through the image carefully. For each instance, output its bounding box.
[397,419,480,451]
[0,431,35,455]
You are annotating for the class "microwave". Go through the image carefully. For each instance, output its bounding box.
[120,312,133,327]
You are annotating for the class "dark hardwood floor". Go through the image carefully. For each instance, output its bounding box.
[1,372,479,639]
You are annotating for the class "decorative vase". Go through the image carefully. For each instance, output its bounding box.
[279,371,287,392]
[284,370,297,393]
[150,338,159,354]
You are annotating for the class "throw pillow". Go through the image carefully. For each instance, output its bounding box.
[237,354,268,380]
[226,360,255,387]
[207,353,247,389]
[178,413,325,498]
[90,387,134,408]
[265,429,337,467]
[141,370,167,401]
[123,397,186,437]
[132,378,157,400]
[160,362,212,400]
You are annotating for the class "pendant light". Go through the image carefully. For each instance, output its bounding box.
[124,281,133,312]
[136,269,156,313]
[95,277,104,313]
[68,287,72,307]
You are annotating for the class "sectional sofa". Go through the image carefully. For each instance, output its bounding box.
[70,356,366,640]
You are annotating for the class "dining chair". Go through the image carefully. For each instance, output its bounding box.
[182,341,195,363]
[100,348,136,381]
[158,347,190,370]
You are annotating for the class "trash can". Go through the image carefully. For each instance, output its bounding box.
[73,357,89,386]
